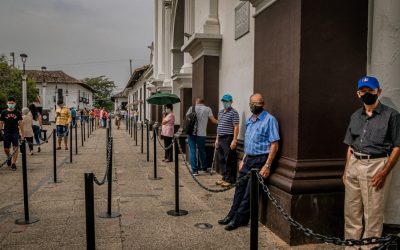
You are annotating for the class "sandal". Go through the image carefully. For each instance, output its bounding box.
[56,147,62,150]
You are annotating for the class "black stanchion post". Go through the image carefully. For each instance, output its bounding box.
[84,172,95,250]
[75,124,78,155]
[15,140,39,225]
[149,126,162,180]
[81,120,84,147]
[70,124,73,163]
[167,139,188,216]
[130,118,133,138]
[83,119,86,142]
[250,169,259,250]
[106,127,110,149]
[141,122,144,154]
[134,121,138,146]
[87,118,90,139]
[146,122,150,162]
[99,137,121,218]
[53,128,57,183]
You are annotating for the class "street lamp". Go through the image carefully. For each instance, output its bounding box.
[20,53,28,108]
[41,66,47,110]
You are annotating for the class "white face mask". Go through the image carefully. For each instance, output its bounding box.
[165,108,171,114]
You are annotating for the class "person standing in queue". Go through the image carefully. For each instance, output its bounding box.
[0,97,24,171]
[55,100,71,150]
[218,93,280,231]
[215,94,239,188]
[161,104,175,162]
[343,76,400,249]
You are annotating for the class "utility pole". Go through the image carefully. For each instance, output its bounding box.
[129,59,133,76]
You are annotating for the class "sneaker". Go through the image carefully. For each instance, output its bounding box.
[192,171,199,176]
[30,151,34,156]
[11,164,17,171]
[38,147,41,153]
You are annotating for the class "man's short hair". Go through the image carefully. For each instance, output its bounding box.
[195,97,204,104]
[7,97,16,102]
[57,100,64,105]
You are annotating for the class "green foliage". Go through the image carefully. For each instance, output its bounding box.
[82,76,116,111]
[0,55,37,111]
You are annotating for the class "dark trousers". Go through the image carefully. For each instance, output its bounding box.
[228,154,267,224]
[217,135,238,183]
[163,136,173,161]
[32,125,41,145]
[25,137,34,152]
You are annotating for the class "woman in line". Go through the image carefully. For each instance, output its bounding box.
[161,104,175,162]
[28,104,42,152]
[22,107,34,155]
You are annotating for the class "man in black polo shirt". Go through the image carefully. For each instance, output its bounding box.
[343,76,400,247]
[0,97,24,171]
[215,94,239,187]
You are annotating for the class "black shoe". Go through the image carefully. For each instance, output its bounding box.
[224,220,247,231]
[38,147,41,153]
[11,164,17,171]
[218,215,233,225]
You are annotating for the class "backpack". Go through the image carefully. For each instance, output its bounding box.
[71,109,77,118]
[183,106,197,135]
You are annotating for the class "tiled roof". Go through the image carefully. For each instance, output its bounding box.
[125,65,150,89]
[26,70,95,92]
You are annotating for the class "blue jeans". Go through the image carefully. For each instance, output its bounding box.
[188,135,207,172]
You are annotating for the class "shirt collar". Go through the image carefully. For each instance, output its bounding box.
[247,110,268,123]
[361,101,383,115]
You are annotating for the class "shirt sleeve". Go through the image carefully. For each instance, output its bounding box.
[208,107,213,117]
[390,113,400,147]
[233,111,239,125]
[186,107,191,116]
[268,117,280,142]
[17,111,23,121]
[343,122,353,146]
[0,111,4,122]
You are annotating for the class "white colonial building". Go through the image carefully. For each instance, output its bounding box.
[149,0,400,244]
[27,70,95,122]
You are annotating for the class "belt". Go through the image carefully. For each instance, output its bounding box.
[351,151,388,160]
[247,154,268,158]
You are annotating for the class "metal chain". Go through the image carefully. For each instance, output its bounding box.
[154,129,174,150]
[176,138,250,193]
[25,130,55,147]
[93,137,112,186]
[255,172,399,249]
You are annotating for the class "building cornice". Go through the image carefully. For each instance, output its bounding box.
[181,33,222,63]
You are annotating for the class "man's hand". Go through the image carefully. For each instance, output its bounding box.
[239,159,244,171]
[214,140,219,148]
[342,173,347,185]
[230,140,237,150]
[372,168,389,190]
[259,166,270,178]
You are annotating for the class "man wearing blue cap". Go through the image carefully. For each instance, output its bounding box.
[343,76,400,247]
[215,94,240,187]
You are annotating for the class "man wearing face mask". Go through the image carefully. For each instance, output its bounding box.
[218,93,280,231]
[343,76,400,248]
[215,94,239,187]
[161,104,175,162]
[0,97,24,171]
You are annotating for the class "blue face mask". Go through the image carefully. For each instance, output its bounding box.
[7,103,16,109]
[223,102,231,109]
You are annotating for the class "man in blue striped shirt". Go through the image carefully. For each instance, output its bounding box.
[215,94,240,187]
[218,93,280,231]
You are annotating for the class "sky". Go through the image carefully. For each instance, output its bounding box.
[0,0,154,92]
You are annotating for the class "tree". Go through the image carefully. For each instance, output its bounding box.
[82,76,116,111]
[0,55,37,111]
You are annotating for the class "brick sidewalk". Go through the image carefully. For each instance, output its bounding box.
[0,123,343,249]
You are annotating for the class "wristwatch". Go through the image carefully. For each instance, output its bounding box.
[264,163,271,169]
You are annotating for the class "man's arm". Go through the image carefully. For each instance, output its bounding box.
[19,120,24,138]
[209,115,218,125]
[372,147,400,190]
[230,124,239,150]
[259,141,279,178]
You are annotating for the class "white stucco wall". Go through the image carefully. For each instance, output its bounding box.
[194,0,209,33]
[368,0,400,224]
[218,0,255,139]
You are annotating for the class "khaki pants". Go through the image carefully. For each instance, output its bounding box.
[344,155,392,250]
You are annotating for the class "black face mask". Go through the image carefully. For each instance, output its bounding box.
[360,93,378,105]
[250,105,264,115]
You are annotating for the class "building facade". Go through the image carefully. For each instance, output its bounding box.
[150,0,400,244]
[27,70,94,122]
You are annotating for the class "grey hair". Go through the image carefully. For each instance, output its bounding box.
[250,93,264,102]
[22,107,30,115]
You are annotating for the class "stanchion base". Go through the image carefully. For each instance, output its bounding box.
[167,210,188,216]
[15,216,39,225]
[98,212,121,218]
[148,176,163,180]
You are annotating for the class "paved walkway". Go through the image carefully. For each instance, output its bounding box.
[0,123,342,249]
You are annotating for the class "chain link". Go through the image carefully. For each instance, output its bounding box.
[154,129,174,150]
[93,137,112,186]
[255,171,399,249]
[0,149,19,169]
[176,137,250,193]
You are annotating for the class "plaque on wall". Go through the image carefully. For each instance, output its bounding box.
[235,2,250,40]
